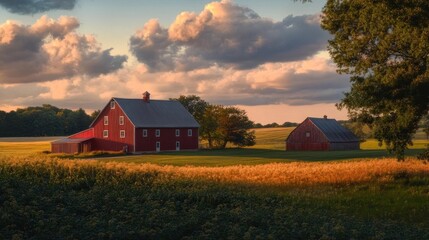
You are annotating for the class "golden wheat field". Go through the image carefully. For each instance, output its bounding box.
[3,155,428,187]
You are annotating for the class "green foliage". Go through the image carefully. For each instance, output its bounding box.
[216,106,255,148]
[417,145,429,162]
[421,114,429,139]
[174,96,255,149]
[322,1,429,160]
[0,105,98,137]
[170,95,208,124]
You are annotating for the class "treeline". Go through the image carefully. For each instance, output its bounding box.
[0,105,98,137]
[253,122,298,128]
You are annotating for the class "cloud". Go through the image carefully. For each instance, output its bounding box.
[0,16,127,84]
[0,52,349,114]
[130,0,330,72]
[0,0,77,14]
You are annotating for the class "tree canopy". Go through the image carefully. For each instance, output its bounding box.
[0,105,97,137]
[173,95,255,149]
[321,0,429,160]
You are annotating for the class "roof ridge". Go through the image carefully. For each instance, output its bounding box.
[113,97,176,102]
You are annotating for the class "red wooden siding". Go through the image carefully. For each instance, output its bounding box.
[286,118,330,151]
[51,140,92,154]
[135,128,199,152]
[69,128,94,139]
[91,101,135,152]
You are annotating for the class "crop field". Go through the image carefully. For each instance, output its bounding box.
[1,128,428,239]
[1,155,429,239]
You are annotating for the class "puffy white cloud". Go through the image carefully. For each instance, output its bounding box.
[130,0,330,72]
[0,0,77,14]
[0,16,127,84]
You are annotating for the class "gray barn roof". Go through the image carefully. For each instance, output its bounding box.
[113,98,200,128]
[309,117,359,142]
[52,138,93,144]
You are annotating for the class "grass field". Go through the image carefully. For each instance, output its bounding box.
[0,128,428,166]
[1,129,429,239]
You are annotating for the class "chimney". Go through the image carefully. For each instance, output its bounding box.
[323,115,327,119]
[143,91,150,103]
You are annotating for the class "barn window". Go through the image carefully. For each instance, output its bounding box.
[119,116,124,125]
[110,101,115,109]
[104,116,108,125]
[175,129,180,137]
[156,129,160,137]
[103,130,108,138]
[188,129,192,136]
[143,129,147,137]
[306,132,310,138]
[120,130,125,138]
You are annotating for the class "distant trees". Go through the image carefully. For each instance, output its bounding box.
[173,95,255,149]
[253,121,298,128]
[0,105,97,137]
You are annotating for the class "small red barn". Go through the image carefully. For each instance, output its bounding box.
[286,117,360,151]
[51,92,200,154]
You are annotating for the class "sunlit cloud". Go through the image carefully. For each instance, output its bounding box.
[130,0,330,72]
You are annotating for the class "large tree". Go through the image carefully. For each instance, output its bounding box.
[216,106,256,149]
[321,1,429,160]
[174,95,255,149]
[171,95,209,124]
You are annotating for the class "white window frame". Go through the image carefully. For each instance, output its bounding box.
[120,130,126,138]
[175,129,180,137]
[104,116,108,125]
[156,129,160,137]
[188,129,192,137]
[306,132,311,138]
[119,116,124,125]
[103,130,108,138]
[110,101,115,109]
[143,129,148,137]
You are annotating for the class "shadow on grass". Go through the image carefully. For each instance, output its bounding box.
[155,148,425,162]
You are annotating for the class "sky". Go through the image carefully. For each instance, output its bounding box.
[0,0,350,124]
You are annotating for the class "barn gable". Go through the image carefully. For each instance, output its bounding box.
[286,117,360,151]
[52,93,200,154]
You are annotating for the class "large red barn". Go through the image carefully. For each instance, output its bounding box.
[51,92,200,154]
[285,117,360,151]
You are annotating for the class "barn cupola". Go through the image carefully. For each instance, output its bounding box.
[143,91,151,103]
[323,115,328,119]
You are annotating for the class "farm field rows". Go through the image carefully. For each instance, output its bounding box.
[1,155,429,239]
[1,128,429,238]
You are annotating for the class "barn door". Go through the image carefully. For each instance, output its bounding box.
[156,142,160,152]
[176,141,180,151]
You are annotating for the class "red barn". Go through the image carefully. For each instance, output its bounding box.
[51,92,200,154]
[286,117,360,151]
